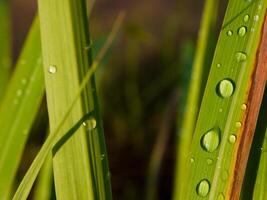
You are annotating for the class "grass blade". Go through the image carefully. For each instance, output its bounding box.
[182,0,267,199]
[0,0,11,100]
[0,18,44,199]
[173,0,219,198]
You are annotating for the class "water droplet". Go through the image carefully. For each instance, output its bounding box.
[217,63,222,68]
[201,128,221,152]
[229,134,237,144]
[238,26,247,37]
[196,179,210,197]
[236,122,242,128]
[235,52,247,62]
[251,28,255,33]
[258,4,262,10]
[101,154,105,160]
[219,108,223,113]
[241,104,247,110]
[206,158,213,165]
[48,65,57,74]
[217,79,235,98]
[190,158,195,163]
[254,15,259,22]
[227,30,233,36]
[83,117,97,130]
[221,170,229,181]
[244,14,250,22]
[217,193,225,200]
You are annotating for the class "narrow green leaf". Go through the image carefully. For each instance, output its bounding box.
[182,0,267,199]
[33,151,53,200]
[12,13,124,199]
[173,0,219,198]
[0,0,12,100]
[0,18,44,199]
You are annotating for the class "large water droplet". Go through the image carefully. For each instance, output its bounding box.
[227,30,233,36]
[238,26,247,37]
[83,117,97,130]
[235,52,247,62]
[201,128,221,152]
[217,79,235,98]
[229,134,237,144]
[244,14,250,22]
[196,179,210,197]
[48,65,57,74]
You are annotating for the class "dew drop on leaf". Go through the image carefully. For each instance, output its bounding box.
[241,103,247,110]
[244,14,250,22]
[201,128,220,152]
[196,179,210,197]
[238,26,247,37]
[235,52,247,62]
[227,30,233,36]
[206,158,213,165]
[236,122,242,128]
[217,79,235,98]
[217,193,225,200]
[190,157,195,163]
[83,117,97,130]
[48,65,57,74]
[229,134,237,144]
[254,15,259,21]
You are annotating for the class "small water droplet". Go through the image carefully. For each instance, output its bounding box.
[251,28,255,33]
[83,117,97,130]
[238,26,247,37]
[48,65,57,74]
[236,122,242,128]
[229,134,237,144]
[235,52,247,62]
[201,128,221,153]
[217,63,222,68]
[196,179,210,197]
[219,108,223,113]
[227,30,233,36]
[254,15,259,22]
[206,158,213,165]
[217,193,225,200]
[241,104,247,110]
[190,157,195,163]
[217,79,235,98]
[244,14,250,22]
[101,154,105,160]
[258,4,262,10]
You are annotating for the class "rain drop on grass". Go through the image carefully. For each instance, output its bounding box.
[238,26,247,37]
[206,158,213,165]
[83,117,97,130]
[201,128,221,152]
[196,179,210,197]
[241,104,247,110]
[217,193,225,200]
[229,134,237,144]
[236,122,242,128]
[48,65,57,74]
[217,63,222,68]
[190,158,195,163]
[217,79,235,98]
[235,52,247,62]
[254,15,259,22]
[244,14,250,22]
[227,30,233,36]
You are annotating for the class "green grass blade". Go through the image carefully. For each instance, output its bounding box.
[253,126,267,200]
[0,0,11,101]
[182,0,267,199]
[0,18,44,199]
[38,0,97,198]
[33,151,53,200]
[173,0,219,198]
[12,14,123,199]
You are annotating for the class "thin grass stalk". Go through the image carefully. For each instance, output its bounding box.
[0,0,11,101]
[0,18,44,199]
[173,0,218,198]
[182,0,267,199]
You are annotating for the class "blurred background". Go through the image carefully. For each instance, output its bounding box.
[10,0,227,199]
